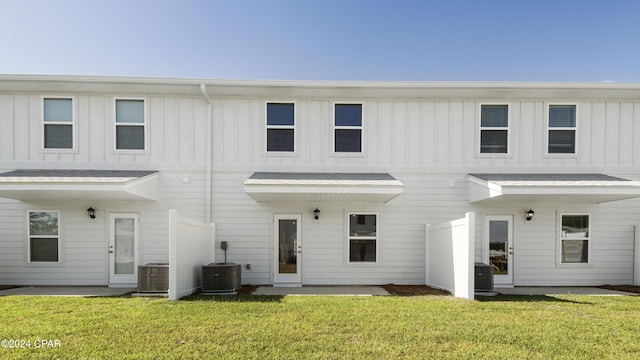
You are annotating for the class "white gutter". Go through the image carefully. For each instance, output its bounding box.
[200,84,213,223]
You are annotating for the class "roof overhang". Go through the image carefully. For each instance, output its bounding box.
[0,170,159,201]
[244,172,403,203]
[468,173,640,204]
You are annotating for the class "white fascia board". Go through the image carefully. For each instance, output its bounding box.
[0,173,159,201]
[244,184,403,195]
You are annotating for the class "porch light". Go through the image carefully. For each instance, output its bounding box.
[526,209,535,221]
[87,206,96,219]
[313,208,320,220]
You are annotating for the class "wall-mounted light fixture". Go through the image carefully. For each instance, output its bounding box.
[87,206,96,219]
[526,209,535,221]
[313,208,320,220]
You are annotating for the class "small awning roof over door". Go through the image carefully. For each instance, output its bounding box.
[244,172,404,203]
[0,169,159,201]
[468,173,640,204]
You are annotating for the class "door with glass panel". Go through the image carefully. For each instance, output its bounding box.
[273,214,302,285]
[484,215,513,286]
[109,213,139,285]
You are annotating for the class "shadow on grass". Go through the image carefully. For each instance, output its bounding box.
[476,294,592,304]
[179,294,286,303]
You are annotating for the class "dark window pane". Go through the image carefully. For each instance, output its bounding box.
[562,215,589,236]
[116,126,145,150]
[335,104,362,126]
[548,130,575,153]
[267,103,294,126]
[549,105,576,127]
[44,124,73,149]
[30,238,59,262]
[116,100,144,123]
[349,214,376,236]
[335,129,361,152]
[350,239,376,262]
[562,240,588,263]
[44,98,72,122]
[481,105,508,127]
[267,129,294,152]
[480,130,508,153]
[29,212,59,235]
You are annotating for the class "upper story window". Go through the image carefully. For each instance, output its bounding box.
[558,213,590,265]
[43,98,73,150]
[348,213,377,263]
[334,103,362,153]
[28,211,60,263]
[266,102,295,152]
[548,104,576,154]
[480,104,509,154]
[115,99,145,151]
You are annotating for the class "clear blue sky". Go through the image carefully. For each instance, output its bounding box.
[2,0,640,82]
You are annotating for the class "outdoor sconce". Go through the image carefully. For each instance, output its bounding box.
[526,209,535,221]
[313,208,320,220]
[87,206,96,219]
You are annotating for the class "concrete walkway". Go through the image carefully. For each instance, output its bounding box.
[253,286,390,296]
[496,287,638,296]
[0,286,134,297]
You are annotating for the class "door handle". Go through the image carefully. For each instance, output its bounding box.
[108,251,114,254]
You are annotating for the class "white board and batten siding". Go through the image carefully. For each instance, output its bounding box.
[0,91,211,285]
[0,94,209,167]
[2,79,640,287]
[211,97,640,170]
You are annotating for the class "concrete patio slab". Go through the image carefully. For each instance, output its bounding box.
[0,286,134,297]
[496,287,638,296]
[253,286,390,296]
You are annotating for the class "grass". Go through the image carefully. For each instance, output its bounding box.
[1,294,639,359]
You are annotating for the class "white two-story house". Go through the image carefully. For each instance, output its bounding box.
[1,75,640,290]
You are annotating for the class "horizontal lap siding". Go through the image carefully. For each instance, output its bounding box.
[475,202,638,286]
[0,171,207,285]
[211,171,474,286]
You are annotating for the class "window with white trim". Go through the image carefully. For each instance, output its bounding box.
[348,213,377,263]
[480,104,508,154]
[115,99,145,150]
[559,213,590,264]
[548,105,576,154]
[43,98,73,149]
[266,102,295,152]
[334,103,362,153]
[28,211,60,263]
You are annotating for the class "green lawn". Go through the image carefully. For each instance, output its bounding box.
[1,294,639,359]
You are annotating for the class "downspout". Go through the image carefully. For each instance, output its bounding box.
[200,84,213,223]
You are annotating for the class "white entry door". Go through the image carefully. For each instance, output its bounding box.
[109,213,139,286]
[484,215,513,286]
[274,214,302,285]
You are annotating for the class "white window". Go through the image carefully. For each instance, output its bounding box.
[558,213,590,264]
[43,97,74,149]
[480,104,509,154]
[28,211,60,263]
[266,102,295,152]
[115,99,145,150]
[334,103,362,153]
[348,213,377,263]
[548,104,577,154]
